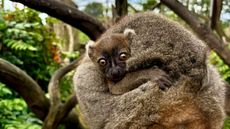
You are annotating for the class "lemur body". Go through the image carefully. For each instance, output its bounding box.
[74,12,225,129]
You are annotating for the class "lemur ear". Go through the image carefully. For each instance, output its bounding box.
[86,40,95,49]
[123,28,136,37]
[86,40,95,57]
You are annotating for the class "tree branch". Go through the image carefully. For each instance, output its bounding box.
[48,59,79,106]
[42,96,78,129]
[210,0,230,42]
[160,0,230,67]
[115,0,128,17]
[0,58,50,120]
[0,58,81,128]
[10,0,106,40]
[42,59,79,129]
[210,0,222,29]
[112,0,128,23]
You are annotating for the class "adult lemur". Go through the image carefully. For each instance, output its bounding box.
[74,12,225,129]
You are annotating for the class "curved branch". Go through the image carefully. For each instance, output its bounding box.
[0,58,50,120]
[48,59,79,106]
[10,0,106,40]
[43,59,79,129]
[160,0,230,67]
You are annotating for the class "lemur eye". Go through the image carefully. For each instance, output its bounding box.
[98,59,107,66]
[119,53,128,61]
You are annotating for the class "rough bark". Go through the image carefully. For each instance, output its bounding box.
[0,58,50,120]
[160,0,230,68]
[11,0,106,40]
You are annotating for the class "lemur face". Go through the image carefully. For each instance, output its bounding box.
[88,34,131,82]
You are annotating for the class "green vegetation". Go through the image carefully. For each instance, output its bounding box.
[0,7,75,129]
[0,8,59,89]
[0,83,42,129]
[209,51,230,83]
[84,2,104,18]
[224,117,230,129]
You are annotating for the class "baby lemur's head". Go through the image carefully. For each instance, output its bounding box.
[87,29,135,82]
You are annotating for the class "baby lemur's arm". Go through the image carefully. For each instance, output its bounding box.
[126,50,171,73]
[108,67,172,95]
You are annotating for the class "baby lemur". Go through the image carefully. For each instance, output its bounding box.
[87,29,172,94]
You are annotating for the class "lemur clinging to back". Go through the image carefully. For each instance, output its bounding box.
[87,29,172,94]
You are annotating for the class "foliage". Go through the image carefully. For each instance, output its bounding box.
[224,117,230,129]
[0,8,60,89]
[0,7,79,128]
[59,71,75,101]
[79,31,89,44]
[209,51,230,83]
[139,0,158,11]
[0,83,42,129]
[84,2,104,18]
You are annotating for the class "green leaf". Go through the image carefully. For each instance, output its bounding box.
[0,19,7,30]
[15,23,25,29]
[8,21,17,27]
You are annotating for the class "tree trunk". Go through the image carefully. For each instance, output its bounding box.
[112,0,128,23]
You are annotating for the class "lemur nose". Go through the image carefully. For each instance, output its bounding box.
[111,69,121,77]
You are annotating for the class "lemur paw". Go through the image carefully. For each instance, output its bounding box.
[155,74,172,91]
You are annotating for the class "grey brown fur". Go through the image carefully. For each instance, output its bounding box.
[96,12,208,94]
[108,67,171,95]
[74,12,225,129]
[86,30,171,95]
[103,13,207,86]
